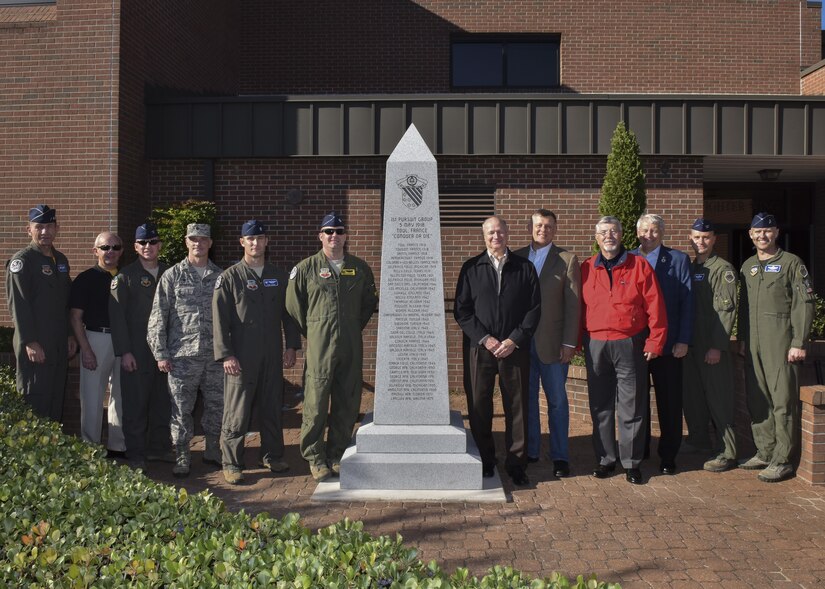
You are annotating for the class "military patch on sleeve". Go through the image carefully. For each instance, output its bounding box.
[214,275,223,290]
[724,270,736,283]
[110,276,119,290]
[800,265,809,279]
[8,259,23,273]
[289,266,297,280]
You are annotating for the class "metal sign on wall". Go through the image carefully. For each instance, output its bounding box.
[705,199,752,224]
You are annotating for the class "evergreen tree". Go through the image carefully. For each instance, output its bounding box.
[598,121,646,251]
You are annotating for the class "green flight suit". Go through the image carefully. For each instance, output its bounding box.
[285,250,377,467]
[213,260,301,470]
[683,255,738,458]
[109,260,171,462]
[738,249,815,466]
[5,243,72,420]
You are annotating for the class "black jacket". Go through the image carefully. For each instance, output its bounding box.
[453,249,541,348]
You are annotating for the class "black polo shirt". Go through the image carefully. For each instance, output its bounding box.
[70,265,116,330]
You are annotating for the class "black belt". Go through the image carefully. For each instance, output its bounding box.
[86,326,111,333]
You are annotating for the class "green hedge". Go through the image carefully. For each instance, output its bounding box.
[0,367,618,588]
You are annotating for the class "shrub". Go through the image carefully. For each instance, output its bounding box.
[150,200,219,266]
[0,368,619,588]
[811,293,825,339]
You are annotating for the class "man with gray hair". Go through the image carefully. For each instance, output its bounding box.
[147,223,224,477]
[634,213,693,475]
[581,216,666,485]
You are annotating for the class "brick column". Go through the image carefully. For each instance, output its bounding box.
[798,385,825,485]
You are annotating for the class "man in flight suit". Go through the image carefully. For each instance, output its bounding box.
[213,219,301,485]
[286,212,378,482]
[5,204,76,420]
[738,212,814,483]
[682,218,738,472]
[109,222,172,469]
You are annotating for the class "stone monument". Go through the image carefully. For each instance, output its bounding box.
[338,124,482,491]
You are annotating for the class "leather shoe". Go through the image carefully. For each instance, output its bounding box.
[660,462,677,475]
[553,460,570,478]
[527,456,539,463]
[509,468,530,487]
[592,463,616,479]
[482,465,495,478]
[625,468,643,485]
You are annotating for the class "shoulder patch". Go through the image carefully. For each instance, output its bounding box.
[800,265,809,279]
[724,270,735,284]
[289,266,297,280]
[110,275,119,290]
[214,275,223,290]
[9,259,23,273]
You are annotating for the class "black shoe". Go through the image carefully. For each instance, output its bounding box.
[106,449,126,459]
[553,460,570,478]
[527,456,539,463]
[482,465,495,478]
[592,463,616,479]
[509,468,530,487]
[660,461,677,475]
[625,468,644,485]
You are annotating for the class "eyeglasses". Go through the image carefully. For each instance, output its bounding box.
[321,228,346,235]
[596,229,620,237]
[96,244,122,251]
[136,239,160,246]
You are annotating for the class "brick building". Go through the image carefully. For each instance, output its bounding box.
[2,0,824,406]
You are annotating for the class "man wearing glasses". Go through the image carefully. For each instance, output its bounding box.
[109,223,173,469]
[70,231,125,455]
[581,216,666,485]
[6,204,76,421]
[286,212,377,482]
[148,223,224,477]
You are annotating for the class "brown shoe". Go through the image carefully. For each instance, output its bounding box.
[310,464,332,482]
[223,469,244,485]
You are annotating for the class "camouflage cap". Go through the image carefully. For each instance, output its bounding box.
[186,223,211,238]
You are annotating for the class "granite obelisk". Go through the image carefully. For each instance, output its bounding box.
[339,124,482,490]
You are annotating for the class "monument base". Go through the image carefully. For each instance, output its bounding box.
[339,411,484,490]
[355,411,468,453]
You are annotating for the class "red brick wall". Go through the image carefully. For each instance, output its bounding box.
[150,155,704,391]
[802,63,825,95]
[239,0,822,96]
[0,0,122,327]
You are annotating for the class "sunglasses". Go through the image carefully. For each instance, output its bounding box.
[136,239,160,246]
[321,228,346,235]
[96,244,122,251]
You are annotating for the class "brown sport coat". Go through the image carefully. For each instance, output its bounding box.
[514,243,581,364]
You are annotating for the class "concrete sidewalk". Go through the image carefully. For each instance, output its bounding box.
[144,393,825,588]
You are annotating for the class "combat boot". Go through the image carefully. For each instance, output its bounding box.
[203,435,222,467]
[173,447,191,478]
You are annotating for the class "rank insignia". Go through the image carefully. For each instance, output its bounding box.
[214,275,223,290]
[8,259,23,273]
[246,279,259,291]
[750,265,759,277]
[41,264,53,276]
[693,273,705,281]
[319,268,332,279]
[765,264,781,273]
[724,270,736,283]
[289,266,297,280]
[263,278,278,287]
[140,276,152,287]
[110,276,119,290]
[341,268,356,276]
[57,263,68,273]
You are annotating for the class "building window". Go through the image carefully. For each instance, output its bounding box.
[451,36,560,89]
[0,1,56,5]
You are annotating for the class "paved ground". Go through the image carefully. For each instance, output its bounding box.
[143,392,825,588]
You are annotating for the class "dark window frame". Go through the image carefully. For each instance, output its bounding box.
[0,1,56,5]
[450,34,561,90]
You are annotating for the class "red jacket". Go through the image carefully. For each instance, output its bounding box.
[581,249,667,355]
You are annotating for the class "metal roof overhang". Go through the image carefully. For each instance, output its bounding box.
[145,93,825,182]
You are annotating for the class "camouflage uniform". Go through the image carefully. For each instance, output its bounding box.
[110,260,172,463]
[683,254,738,459]
[147,257,224,449]
[738,249,815,466]
[5,243,72,420]
[213,260,301,471]
[286,250,377,468]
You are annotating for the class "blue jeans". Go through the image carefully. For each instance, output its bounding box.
[527,341,570,461]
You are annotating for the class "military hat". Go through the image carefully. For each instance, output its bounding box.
[29,204,56,224]
[319,211,344,229]
[750,212,777,229]
[242,219,265,236]
[185,223,211,238]
[135,222,159,240]
[691,218,714,232]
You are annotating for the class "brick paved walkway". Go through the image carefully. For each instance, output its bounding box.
[144,392,825,588]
